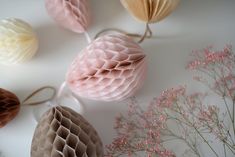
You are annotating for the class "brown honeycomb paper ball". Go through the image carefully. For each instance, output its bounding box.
[0,88,20,128]
[31,106,104,157]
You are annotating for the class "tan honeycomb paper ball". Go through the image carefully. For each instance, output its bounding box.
[31,106,104,157]
[0,88,20,128]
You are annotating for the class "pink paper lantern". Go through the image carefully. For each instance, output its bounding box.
[45,0,90,33]
[66,34,147,101]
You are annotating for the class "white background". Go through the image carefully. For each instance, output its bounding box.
[0,0,235,156]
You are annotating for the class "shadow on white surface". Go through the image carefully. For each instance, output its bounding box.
[89,0,124,29]
[83,100,128,144]
[34,23,84,61]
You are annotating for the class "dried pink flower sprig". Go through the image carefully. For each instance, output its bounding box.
[106,45,235,157]
[187,45,234,70]
[105,97,176,157]
[187,45,235,156]
[188,45,235,98]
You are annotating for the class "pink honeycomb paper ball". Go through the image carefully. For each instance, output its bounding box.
[66,34,147,101]
[45,0,90,33]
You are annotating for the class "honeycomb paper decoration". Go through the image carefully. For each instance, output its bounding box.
[45,0,90,33]
[66,34,147,101]
[120,0,180,23]
[0,18,39,65]
[31,106,104,157]
[0,88,20,128]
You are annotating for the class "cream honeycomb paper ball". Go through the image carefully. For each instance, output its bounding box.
[66,34,147,101]
[31,106,104,157]
[0,18,38,65]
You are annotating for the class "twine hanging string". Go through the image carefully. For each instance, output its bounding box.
[94,23,152,43]
[22,83,84,122]
[22,83,81,107]
[138,23,152,43]
[22,86,56,106]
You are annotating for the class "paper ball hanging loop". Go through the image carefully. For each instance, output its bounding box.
[45,0,91,33]
[0,18,39,65]
[66,33,147,101]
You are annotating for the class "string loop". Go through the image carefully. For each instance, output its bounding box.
[26,83,84,123]
[94,23,153,43]
[22,86,56,106]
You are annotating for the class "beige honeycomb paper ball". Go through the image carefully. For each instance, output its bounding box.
[120,0,180,23]
[31,106,104,157]
[0,18,38,65]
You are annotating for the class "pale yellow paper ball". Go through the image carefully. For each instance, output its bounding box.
[0,18,38,65]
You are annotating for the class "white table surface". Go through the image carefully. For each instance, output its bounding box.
[1,0,235,156]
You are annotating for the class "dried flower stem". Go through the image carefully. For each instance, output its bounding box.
[223,144,227,157]
[233,100,235,136]
[195,126,219,157]
[164,127,201,157]
[222,97,234,131]
[223,141,235,155]
[175,102,219,157]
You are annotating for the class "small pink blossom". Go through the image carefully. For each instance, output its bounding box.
[157,86,186,108]
[187,45,234,70]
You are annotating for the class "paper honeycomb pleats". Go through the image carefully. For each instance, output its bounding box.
[66,34,147,101]
[120,0,180,23]
[31,106,104,157]
[0,88,20,128]
[0,18,39,65]
[45,0,90,33]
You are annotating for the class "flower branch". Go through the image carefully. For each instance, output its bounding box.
[106,45,235,157]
